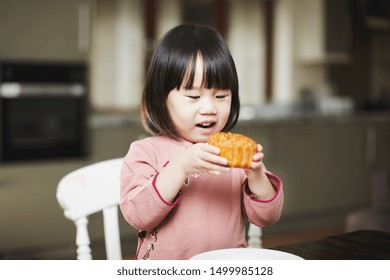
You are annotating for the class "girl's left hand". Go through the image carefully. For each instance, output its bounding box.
[250,144,265,170]
[244,144,276,200]
[244,144,265,179]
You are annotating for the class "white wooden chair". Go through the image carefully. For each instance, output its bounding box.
[247,224,263,248]
[56,158,124,260]
[56,157,262,260]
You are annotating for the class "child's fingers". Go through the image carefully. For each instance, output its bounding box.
[201,160,230,173]
[188,143,229,172]
[252,152,264,162]
[205,143,222,155]
[201,144,229,165]
[250,145,264,169]
[250,160,264,169]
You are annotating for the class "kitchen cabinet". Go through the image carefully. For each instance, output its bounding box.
[89,122,147,161]
[295,0,351,64]
[0,0,90,62]
[366,121,390,170]
[234,118,379,230]
[273,123,369,216]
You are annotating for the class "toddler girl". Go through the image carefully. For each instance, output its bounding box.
[120,24,284,260]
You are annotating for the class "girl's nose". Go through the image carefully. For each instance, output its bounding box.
[199,97,217,114]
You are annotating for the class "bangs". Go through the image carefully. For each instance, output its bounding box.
[179,51,238,91]
[161,25,238,93]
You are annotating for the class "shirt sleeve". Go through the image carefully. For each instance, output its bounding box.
[119,139,182,231]
[242,171,284,227]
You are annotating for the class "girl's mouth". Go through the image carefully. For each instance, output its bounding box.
[196,122,216,129]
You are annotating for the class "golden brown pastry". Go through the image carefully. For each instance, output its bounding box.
[208,132,257,168]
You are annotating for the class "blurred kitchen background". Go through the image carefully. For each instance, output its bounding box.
[0,0,389,259]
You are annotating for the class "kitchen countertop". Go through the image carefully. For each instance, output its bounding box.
[89,113,141,128]
[89,109,390,128]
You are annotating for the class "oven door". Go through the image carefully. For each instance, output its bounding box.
[1,96,87,161]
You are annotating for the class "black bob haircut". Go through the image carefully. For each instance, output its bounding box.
[141,24,240,139]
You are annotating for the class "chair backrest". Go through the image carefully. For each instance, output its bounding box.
[56,158,123,260]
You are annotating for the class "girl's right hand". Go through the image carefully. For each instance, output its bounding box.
[178,143,230,176]
[155,143,230,202]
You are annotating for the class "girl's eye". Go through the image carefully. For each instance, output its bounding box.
[186,95,200,100]
[216,95,227,99]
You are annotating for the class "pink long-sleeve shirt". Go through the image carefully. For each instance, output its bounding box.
[120,135,284,260]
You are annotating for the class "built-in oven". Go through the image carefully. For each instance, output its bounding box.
[0,61,88,162]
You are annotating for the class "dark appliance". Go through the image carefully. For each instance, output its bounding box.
[0,61,88,162]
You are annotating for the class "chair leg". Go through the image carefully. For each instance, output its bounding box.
[103,206,122,260]
[247,223,263,248]
[75,217,92,260]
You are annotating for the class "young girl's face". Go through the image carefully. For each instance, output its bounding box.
[166,56,232,143]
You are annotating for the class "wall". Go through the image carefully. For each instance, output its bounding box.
[90,0,268,111]
[273,0,331,105]
[227,0,266,105]
[0,0,89,62]
[90,0,145,111]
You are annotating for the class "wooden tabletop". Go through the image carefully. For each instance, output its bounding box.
[272,230,390,260]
